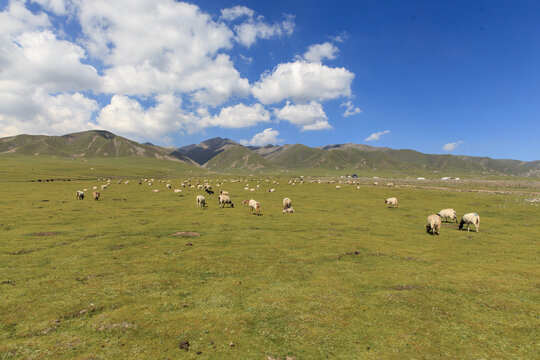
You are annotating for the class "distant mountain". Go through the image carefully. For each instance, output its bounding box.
[0,130,199,166]
[176,137,238,165]
[203,145,276,171]
[1,131,538,177]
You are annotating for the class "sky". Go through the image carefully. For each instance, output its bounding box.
[0,0,539,161]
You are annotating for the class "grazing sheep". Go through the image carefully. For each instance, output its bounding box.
[92,191,100,201]
[242,199,261,215]
[283,198,292,210]
[438,208,458,223]
[268,188,275,193]
[124,180,130,185]
[166,184,172,189]
[92,186,98,190]
[385,197,398,208]
[76,190,84,200]
[218,194,234,208]
[196,195,206,208]
[459,213,480,232]
[426,214,442,235]
[83,188,88,192]
[219,190,229,195]
[283,206,294,214]
[174,189,182,193]
[101,184,108,190]
[336,185,341,189]
[205,188,214,195]
[152,189,159,193]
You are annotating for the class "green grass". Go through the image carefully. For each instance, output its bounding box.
[0,170,538,359]
[0,155,206,181]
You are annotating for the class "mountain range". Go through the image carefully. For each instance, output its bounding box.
[1,130,539,177]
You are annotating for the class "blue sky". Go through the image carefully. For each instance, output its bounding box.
[0,0,538,160]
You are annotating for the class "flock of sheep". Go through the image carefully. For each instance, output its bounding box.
[74,177,480,235]
[426,210,480,235]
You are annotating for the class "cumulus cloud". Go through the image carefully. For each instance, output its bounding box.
[253,61,354,104]
[96,94,188,143]
[443,140,464,152]
[234,14,294,47]
[365,130,390,142]
[341,101,362,117]
[220,6,254,21]
[0,89,98,137]
[304,42,338,63]
[0,1,358,141]
[202,103,271,129]
[274,101,331,131]
[239,128,282,146]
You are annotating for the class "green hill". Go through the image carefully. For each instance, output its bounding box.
[203,145,276,172]
[0,130,197,164]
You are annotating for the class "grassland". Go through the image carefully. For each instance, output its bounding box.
[0,167,539,359]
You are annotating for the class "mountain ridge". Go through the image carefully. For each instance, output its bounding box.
[1,131,539,177]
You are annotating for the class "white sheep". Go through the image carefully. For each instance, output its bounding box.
[166,184,172,189]
[76,190,84,200]
[459,213,480,232]
[438,208,457,223]
[219,190,229,195]
[426,214,442,235]
[268,188,275,193]
[242,199,261,215]
[282,198,292,210]
[196,195,206,208]
[385,197,398,208]
[152,189,159,193]
[336,185,341,189]
[92,191,100,201]
[174,189,182,193]
[283,206,294,214]
[218,194,234,208]
[92,186,98,190]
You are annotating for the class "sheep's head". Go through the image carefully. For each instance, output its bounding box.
[458,219,465,230]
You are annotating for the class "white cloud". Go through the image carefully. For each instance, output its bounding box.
[220,6,254,21]
[234,14,294,47]
[341,101,362,117]
[240,128,282,146]
[274,101,331,131]
[253,61,354,104]
[8,30,100,92]
[365,130,390,142]
[304,42,338,63]
[443,140,464,152]
[202,103,270,129]
[78,0,250,105]
[0,1,360,141]
[0,1,50,36]
[0,89,98,137]
[96,94,189,143]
